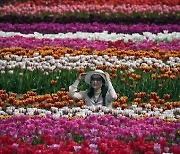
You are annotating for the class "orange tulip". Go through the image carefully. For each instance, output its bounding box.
[163,94,170,100]
[51,80,57,86]
[112,101,119,108]
[76,100,84,107]
[121,104,128,109]
[135,75,141,80]
[120,65,126,70]
[151,74,156,79]
[132,102,138,105]
[46,98,54,104]
[152,64,157,69]
[61,95,68,101]
[170,75,176,80]
[10,93,17,98]
[140,92,146,98]
[111,73,117,78]
[121,78,126,83]
[68,99,74,106]
[134,98,141,103]
[158,84,163,88]
[61,88,66,91]
[53,96,59,102]
[141,103,146,108]
[0,93,8,101]
[158,99,165,104]
[0,100,4,106]
[150,99,156,105]
[77,68,85,74]
[155,104,161,108]
[7,96,16,104]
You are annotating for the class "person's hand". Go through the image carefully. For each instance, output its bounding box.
[104,72,110,80]
[78,73,87,81]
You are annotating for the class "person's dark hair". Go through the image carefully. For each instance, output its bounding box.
[87,76,108,106]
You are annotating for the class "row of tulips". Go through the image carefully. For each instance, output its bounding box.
[1,51,179,69]
[1,31,180,43]
[0,36,179,51]
[0,48,180,95]
[0,47,179,59]
[1,113,180,140]
[0,101,180,120]
[1,14,178,25]
[0,115,179,153]
[1,0,180,6]
[0,3,179,17]
[0,31,180,43]
[0,23,179,34]
[0,88,179,118]
[0,50,179,96]
[0,135,179,154]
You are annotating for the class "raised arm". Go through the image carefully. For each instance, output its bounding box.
[68,73,87,100]
[104,72,117,101]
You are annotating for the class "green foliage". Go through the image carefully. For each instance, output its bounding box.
[72,135,85,144]
[31,136,43,145]
[0,68,179,102]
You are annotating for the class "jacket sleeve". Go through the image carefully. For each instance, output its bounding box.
[68,80,86,100]
[106,79,117,102]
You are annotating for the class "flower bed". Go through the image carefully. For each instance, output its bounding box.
[0,115,180,153]
[0,0,179,153]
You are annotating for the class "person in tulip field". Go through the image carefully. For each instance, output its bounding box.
[68,69,117,107]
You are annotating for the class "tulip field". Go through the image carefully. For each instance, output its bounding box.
[0,0,180,153]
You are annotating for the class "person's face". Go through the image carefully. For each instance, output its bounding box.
[90,74,103,90]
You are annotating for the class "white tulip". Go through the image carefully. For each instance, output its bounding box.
[0,111,7,115]
[4,55,11,61]
[0,70,5,74]
[52,114,60,119]
[8,70,14,74]
[1,31,180,42]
